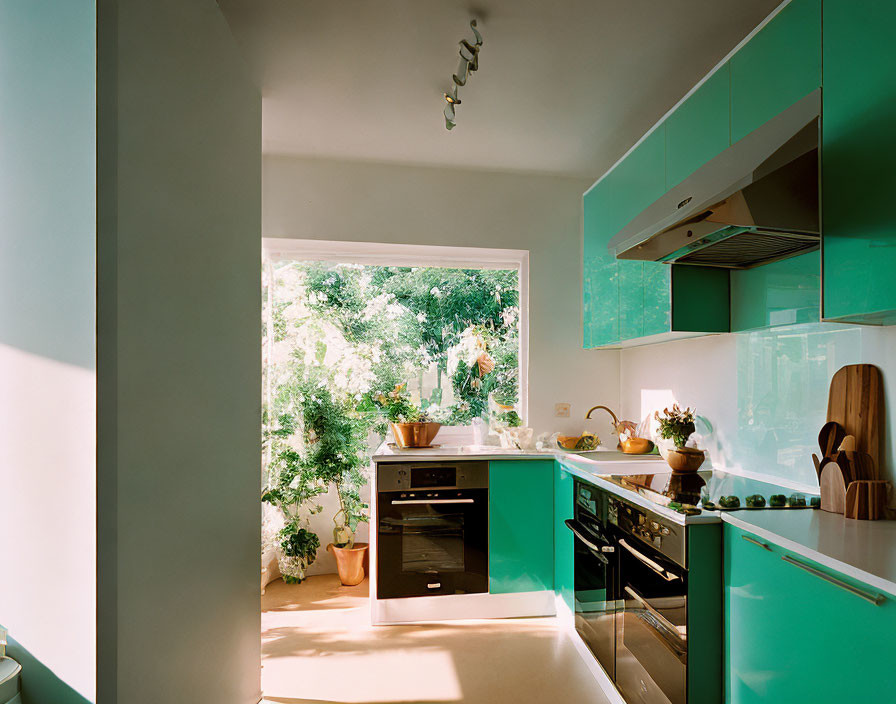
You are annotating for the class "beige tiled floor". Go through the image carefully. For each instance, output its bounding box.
[261,574,610,704]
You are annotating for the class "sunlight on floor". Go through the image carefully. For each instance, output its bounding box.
[261,574,611,704]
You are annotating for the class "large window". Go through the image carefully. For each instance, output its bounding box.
[263,256,523,430]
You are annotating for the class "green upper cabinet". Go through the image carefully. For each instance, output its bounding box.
[730,0,821,143]
[489,460,553,594]
[725,523,896,703]
[583,121,729,348]
[666,63,731,188]
[821,0,896,323]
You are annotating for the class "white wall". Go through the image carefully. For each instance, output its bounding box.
[263,155,620,435]
[97,1,262,702]
[620,324,896,495]
[0,2,96,702]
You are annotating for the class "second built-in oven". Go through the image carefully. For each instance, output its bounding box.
[377,461,488,599]
[611,496,688,704]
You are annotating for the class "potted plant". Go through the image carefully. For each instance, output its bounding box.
[655,404,705,473]
[277,517,321,584]
[262,440,327,583]
[300,385,371,586]
[378,383,442,448]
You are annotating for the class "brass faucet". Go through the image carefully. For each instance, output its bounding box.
[585,405,619,426]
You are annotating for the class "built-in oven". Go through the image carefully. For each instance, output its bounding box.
[566,480,618,679]
[610,495,688,704]
[377,461,488,599]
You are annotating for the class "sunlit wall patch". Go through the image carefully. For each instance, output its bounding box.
[443,19,483,130]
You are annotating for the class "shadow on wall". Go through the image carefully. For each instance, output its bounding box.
[3,633,90,704]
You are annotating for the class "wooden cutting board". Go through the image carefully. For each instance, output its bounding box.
[844,480,889,520]
[827,364,882,473]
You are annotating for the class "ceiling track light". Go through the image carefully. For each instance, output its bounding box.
[444,19,482,130]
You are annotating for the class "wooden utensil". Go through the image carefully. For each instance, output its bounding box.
[827,364,882,470]
[836,450,877,482]
[844,480,889,520]
[818,421,847,460]
[820,460,848,514]
[812,453,822,479]
[838,435,857,453]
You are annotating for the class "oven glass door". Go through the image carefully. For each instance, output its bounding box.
[377,489,488,599]
[569,481,617,679]
[616,534,687,704]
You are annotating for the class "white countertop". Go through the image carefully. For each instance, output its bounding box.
[372,443,896,593]
[719,509,896,597]
[372,442,668,466]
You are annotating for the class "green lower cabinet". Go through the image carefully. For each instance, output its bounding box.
[553,465,574,611]
[489,460,554,594]
[822,0,896,323]
[724,524,896,703]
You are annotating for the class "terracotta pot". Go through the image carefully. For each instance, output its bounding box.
[327,542,368,586]
[665,447,706,473]
[391,421,441,448]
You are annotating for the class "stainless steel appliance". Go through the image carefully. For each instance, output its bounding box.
[377,461,488,599]
[568,478,723,704]
[608,89,820,270]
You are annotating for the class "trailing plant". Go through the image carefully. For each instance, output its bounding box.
[655,404,696,449]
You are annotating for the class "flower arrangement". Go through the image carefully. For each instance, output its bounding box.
[655,404,696,449]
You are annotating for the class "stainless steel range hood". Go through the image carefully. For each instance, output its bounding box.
[609,89,821,269]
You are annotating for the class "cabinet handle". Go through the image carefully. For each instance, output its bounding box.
[781,554,886,606]
[741,534,772,551]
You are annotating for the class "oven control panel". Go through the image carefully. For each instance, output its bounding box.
[377,461,489,492]
[609,496,685,568]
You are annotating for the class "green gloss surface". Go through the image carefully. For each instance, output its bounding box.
[724,523,896,703]
[730,0,821,143]
[822,0,896,322]
[730,250,819,331]
[489,460,554,594]
[553,465,574,611]
[666,63,731,188]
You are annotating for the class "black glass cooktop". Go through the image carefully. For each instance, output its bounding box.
[599,469,820,515]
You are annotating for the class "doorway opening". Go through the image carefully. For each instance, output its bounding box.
[259,240,528,699]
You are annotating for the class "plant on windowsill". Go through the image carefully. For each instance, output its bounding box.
[655,404,705,473]
[376,383,444,448]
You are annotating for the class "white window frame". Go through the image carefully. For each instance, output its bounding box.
[262,238,530,440]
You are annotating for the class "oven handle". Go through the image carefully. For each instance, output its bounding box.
[391,498,476,505]
[618,539,679,582]
[564,519,613,563]
[624,586,686,643]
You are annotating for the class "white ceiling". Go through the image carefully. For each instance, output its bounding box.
[218,0,781,179]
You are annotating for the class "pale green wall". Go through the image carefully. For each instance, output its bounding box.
[97,1,262,702]
[0,2,96,701]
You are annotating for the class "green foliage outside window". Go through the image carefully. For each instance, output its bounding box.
[262,259,521,573]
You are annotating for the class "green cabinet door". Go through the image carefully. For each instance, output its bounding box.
[489,460,554,594]
[725,524,896,703]
[730,0,820,143]
[583,126,667,347]
[666,63,731,188]
[822,0,896,323]
[583,186,619,348]
[553,464,574,612]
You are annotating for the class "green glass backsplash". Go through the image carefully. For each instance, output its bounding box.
[730,322,859,487]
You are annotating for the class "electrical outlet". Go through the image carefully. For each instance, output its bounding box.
[554,403,570,418]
